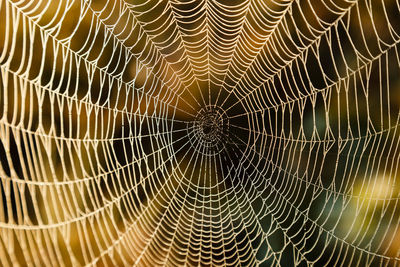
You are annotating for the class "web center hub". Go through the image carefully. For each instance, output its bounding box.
[187,106,229,156]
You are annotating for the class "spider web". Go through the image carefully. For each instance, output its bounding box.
[0,0,400,266]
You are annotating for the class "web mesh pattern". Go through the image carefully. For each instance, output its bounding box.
[1,0,400,266]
